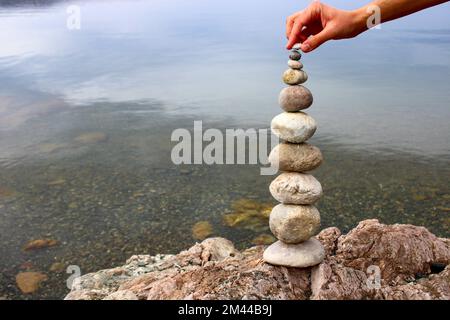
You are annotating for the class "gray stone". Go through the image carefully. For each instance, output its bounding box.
[269,172,322,205]
[283,69,308,85]
[288,60,303,70]
[269,142,323,172]
[292,43,302,50]
[271,112,317,143]
[289,50,302,60]
[263,238,325,268]
[278,85,313,112]
[270,204,321,243]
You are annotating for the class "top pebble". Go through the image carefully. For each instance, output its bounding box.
[289,50,301,61]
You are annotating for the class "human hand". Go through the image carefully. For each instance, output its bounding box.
[286,1,366,52]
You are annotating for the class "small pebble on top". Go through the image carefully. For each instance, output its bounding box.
[289,50,301,61]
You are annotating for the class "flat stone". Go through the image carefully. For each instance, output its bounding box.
[270,204,321,243]
[269,172,322,205]
[289,50,301,60]
[283,69,308,85]
[269,142,323,172]
[288,60,303,70]
[271,112,317,143]
[278,85,313,112]
[292,43,302,50]
[263,238,325,267]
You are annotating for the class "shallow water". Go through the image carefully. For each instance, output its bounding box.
[0,0,449,299]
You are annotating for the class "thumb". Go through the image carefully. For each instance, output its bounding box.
[301,27,333,52]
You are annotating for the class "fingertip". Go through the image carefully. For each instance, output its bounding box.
[286,39,293,50]
[301,42,311,52]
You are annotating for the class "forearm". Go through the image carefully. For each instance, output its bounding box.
[353,0,449,34]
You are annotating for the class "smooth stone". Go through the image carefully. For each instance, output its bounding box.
[292,43,302,50]
[278,85,313,111]
[271,112,317,143]
[263,238,325,267]
[288,60,303,70]
[269,204,321,243]
[283,69,308,85]
[16,272,48,294]
[269,142,323,172]
[289,50,301,60]
[269,172,322,205]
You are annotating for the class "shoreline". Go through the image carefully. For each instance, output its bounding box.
[65,219,450,300]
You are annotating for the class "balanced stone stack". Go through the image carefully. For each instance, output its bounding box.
[263,45,325,268]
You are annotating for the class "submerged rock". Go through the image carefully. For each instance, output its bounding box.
[65,220,450,300]
[37,143,67,153]
[251,234,276,246]
[0,186,17,198]
[222,198,272,232]
[23,239,58,251]
[192,221,213,240]
[74,132,108,144]
[49,262,66,273]
[16,272,48,294]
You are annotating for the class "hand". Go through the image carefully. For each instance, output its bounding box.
[286,1,365,52]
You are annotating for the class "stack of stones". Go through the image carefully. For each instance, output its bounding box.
[263,45,325,268]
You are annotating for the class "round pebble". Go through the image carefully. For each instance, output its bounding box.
[269,172,323,205]
[263,238,325,267]
[288,60,303,70]
[271,112,317,143]
[292,43,302,50]
[269,204,321,243]
[289,50,301,61]
[282,69,308,85]
[269,142,323,172]
[278,85,313,112]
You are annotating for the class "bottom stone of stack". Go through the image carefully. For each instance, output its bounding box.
[263,238,325,268]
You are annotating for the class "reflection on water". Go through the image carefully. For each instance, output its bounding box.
[0,0,449,299]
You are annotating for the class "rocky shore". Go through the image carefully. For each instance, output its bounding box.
[65,219,450,300]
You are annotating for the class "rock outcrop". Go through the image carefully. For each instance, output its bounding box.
[65,219,450,300]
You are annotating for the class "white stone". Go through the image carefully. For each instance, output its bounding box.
[269,204,321,243]
[271,112,317,143]
[263,238,325,268]
[269,172,322,205]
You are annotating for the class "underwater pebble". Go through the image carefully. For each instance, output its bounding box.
[269,172,322,205]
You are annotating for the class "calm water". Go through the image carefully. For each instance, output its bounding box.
[0,0,449,299]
